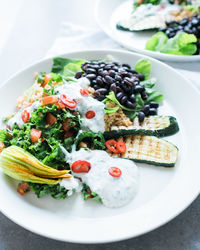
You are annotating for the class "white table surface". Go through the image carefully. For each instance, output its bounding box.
[0,0,200,249]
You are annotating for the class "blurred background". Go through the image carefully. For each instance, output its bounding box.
[0,0,200,250]
[0,0,97,83]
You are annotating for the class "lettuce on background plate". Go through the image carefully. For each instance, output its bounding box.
[146,31,198,55]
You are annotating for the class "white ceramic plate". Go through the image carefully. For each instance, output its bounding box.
[0,50,200,243]
[95,0,200,62]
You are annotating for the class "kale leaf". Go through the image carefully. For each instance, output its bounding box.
[29,183,69,200]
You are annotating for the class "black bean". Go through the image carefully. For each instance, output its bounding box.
[116,86,123,93]
[99,63,105,68]
[120,95,128,105]
[149,108,157,115]
[110,83,117,93]
[168,32,176,38]
[138,74,145,81]
[124,77,134,86]
[134,85,144,93]
[184,26,193,34]
[90,64,100,70]
[116,92,124,101]
[149,101,159,108]
[192,18,199,26]
[112,61,119,65]
[96,94,105,101]
[96,76,104,86]
[81,62,88,71]
[91,80,96,87]
[94,88,108,95]
[75,71,83,79]
[86,68,96,74]
[126,101,136,109]
[143,105,150,115]
[129,94,136,103]
[108,70,116,78]
[98,68,103,74]
[127,69,137,74]
[115,75,122,82]
[121,84,131,93]
[104,75,114,85]
[86,74,96,80]
[141,91,148,100]
[180,18,188,26]
[102,70,109,77]
[159,27,167,32]
[112,66,119,71]
[119,71,129,77]
[104,65,112,70]
[93,85,99,90]
[138,112,145,123]
[122,63,131,69]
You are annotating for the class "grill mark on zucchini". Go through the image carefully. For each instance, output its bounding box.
[108,135,178,167]
[104,116,179,139]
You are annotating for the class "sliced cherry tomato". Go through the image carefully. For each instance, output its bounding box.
[30,129,42,143]
[17,182,30,195]
[85,110,95,119]
[80,88,89,96]
[46,112,57,126]
[60,94,77,109]
[105,139,119,154]
[0,141,5,153]
[42,96,59,106]
[21,110,30,123]
[43,74,51,87]
[71,160,91,173]
[116,141,126,153]
[108,167,122,178]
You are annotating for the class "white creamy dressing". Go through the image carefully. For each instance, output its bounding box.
[7,101,41,128]
[60,176,82,196]
[131,2,180,19]
[55,78,105,133]
[62,148,139,208]
[119,0,181,30]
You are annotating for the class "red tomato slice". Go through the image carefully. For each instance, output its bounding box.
[80,88,89,96]
[60,94,77,109]
[43,74,51,87]
[0,141,5,153]
[30,129,42,143]
[21,110,30,123]
[116,141,126,153]
[105,139,119,154]
[85,110,95,119]
[71,160,91,173]
[108,167,122,178]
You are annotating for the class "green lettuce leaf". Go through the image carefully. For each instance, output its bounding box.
[51,57,85,80]
[146,32,198,55]
[145,32,168,51]
[135,59,151,79]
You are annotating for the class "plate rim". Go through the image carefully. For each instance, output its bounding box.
[0,49,200,243]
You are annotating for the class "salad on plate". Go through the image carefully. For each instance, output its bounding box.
[0,57,179,208]
[117,0,200,55]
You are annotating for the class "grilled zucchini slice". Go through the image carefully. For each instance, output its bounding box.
[104,116,179,139]
[108,135,178,167]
